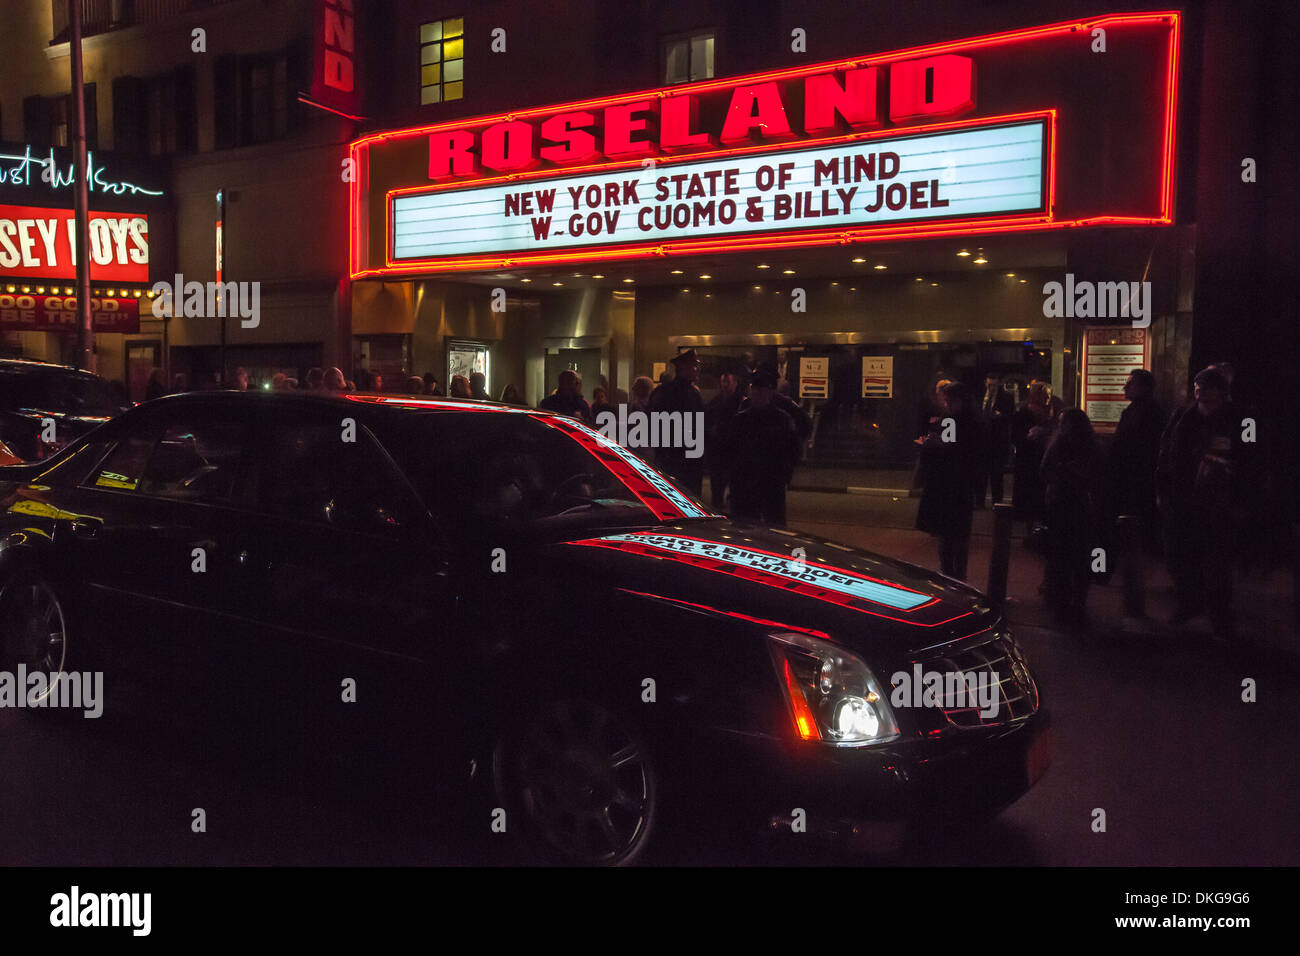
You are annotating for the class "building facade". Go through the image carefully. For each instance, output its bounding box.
[1,0,1294,494]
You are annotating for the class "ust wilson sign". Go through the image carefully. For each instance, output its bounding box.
[352,12,1179,276]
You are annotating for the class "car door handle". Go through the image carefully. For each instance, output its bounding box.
[69,517,101,538]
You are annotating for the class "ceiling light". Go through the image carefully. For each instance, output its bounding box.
[521,278,531,283]
[753,285,762,290]
[623,278,634,283]
[699,274,711,279]
[830,281,839,286]
[782,269,795,275]
[930,282,939,286]
[36,287,45,294]
[973,256,987,264]
[670,269,684,275]
[552,281,563,286]
[757,264,770,269]
[1019,279,1027,284]
[957,250,971,257]
[852,257,866,263]
[915,277,923,282]
[1005,272,1016,278]
[592,274,605,279]
[874,264,886,270]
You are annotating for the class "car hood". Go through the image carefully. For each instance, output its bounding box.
[544,520,1000,661]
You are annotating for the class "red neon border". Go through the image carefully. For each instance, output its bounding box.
[349,10,1179,278]
[381,112,1055,274]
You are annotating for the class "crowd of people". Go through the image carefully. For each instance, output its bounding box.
[144,365,529,404]
[145,353,1265,639]
[531,350,812,526]
[913,362,1264,640]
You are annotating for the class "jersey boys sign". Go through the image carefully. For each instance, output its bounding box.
[393,118,1046,261]
[352,12,1179,276]
[0,204,149,282]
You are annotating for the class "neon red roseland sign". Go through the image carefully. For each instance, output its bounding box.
[350,11,1180,276]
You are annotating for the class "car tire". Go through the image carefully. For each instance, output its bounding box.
[0,570,72,714]
[492,697,659,866]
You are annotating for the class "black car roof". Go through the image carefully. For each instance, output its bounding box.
[137,390,547,419]
[0,358,105,379]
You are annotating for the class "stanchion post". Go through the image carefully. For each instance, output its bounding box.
[988,502,1014,612]
[1117,514,1146,619]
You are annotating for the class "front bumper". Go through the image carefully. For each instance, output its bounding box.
[712,708,1051,826]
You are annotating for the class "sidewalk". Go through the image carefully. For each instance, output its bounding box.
[785,509,1299,657]
[790,464,914,494]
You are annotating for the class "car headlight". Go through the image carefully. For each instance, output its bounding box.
[768,631,900,746]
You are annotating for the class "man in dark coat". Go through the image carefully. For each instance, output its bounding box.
[648,350,706,495]
[915,382,980,579]
[725,368,801,525]
[1156,366,1260,640]
[976,372,1015,507]
[1108,368,1165,552]
[538,369,592,422]
[704,370,744,509]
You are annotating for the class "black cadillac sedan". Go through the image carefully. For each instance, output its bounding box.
[0,391,1048,864]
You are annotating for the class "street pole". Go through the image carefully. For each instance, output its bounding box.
[68,0,94,371]
[217,188,226,386]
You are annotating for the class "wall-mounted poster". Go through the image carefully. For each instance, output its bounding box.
[799,356,828,399]
[1080,327,1148,431]
[862,356,894,398]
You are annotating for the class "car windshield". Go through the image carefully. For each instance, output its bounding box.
[375,408,714,538]
[0,367,122,417]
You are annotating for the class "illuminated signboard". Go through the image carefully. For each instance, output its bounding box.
[0,204,149,283]
[1080,326,1149,431]
[392,118,1047,262]
[352,11,1179,276]
[0,146,164,198]
[0,292,140,333]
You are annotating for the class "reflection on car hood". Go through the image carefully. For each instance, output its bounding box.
[558,522,999,658]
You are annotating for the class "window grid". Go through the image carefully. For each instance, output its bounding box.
[420,16,465,104]
[663,31,715,85]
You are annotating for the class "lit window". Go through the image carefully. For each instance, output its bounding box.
[663,31,714,85]
[420,17,464,104]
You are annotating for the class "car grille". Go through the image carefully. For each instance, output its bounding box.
[915,631,1039,729]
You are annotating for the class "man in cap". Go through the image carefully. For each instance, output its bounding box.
[724,367,801,525]
[648,349,706,495]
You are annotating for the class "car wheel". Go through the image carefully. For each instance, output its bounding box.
[494,698,658,866]
[0,572,69,693]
